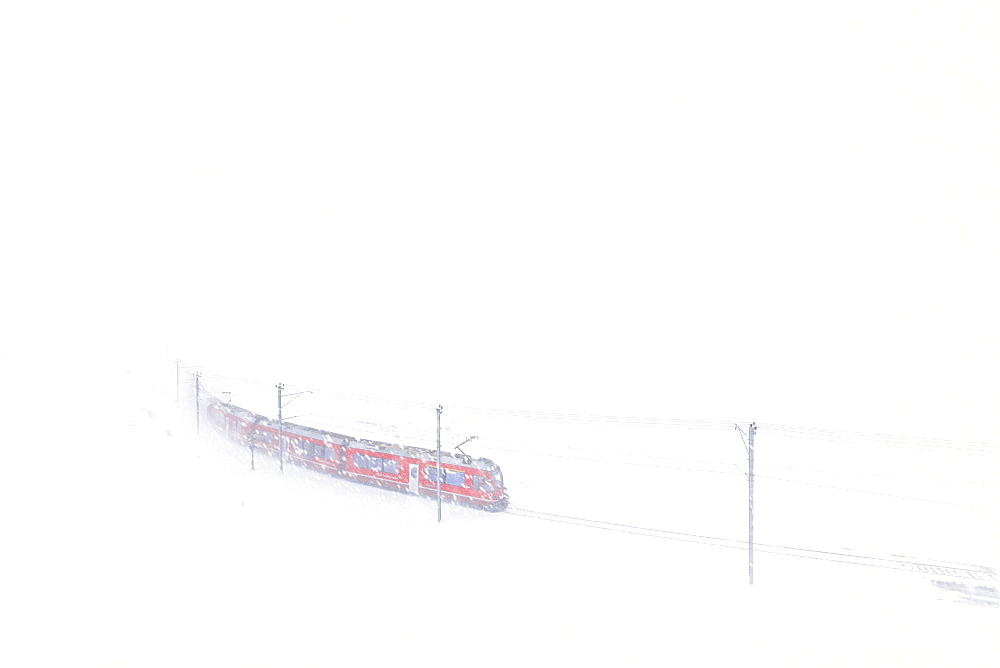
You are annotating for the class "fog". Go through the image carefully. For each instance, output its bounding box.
[2,1,998,664]
[6,2,998,443]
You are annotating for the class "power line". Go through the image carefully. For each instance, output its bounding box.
[757,422,997,455]
[422,429,992,488]
[507,508,995,581]
[752,464,993,485]
[192,368,998,457]
[754,474,990,509]
[199,373,437,412]
[474,432,738,465]
[198,370,732,429]
[452,405,735,430]
[483,444,743,475]
[198,377,993,494]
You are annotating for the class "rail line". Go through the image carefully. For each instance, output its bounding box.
[507,506,996,582]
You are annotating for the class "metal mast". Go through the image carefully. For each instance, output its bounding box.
[277,383,284,473]
[195,371,201,435]
[436,405,443,522]
[749,421,755,584]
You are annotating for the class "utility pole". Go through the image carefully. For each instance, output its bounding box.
[276,384,310,474]
[749,422,755,585]
[277,383,284,473]
[436,405,443,522]
[247,415,265,472]
[194,371,202,435]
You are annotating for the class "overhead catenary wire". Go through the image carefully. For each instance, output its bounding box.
[507,508,996,582]
[308,419,994,491]
[266,419,989,504]
[452,406,736,430]
[751,464,993,485]
[485,439,990,508]
[194,368,998,479]
[198,388,994,501]
[757,422,997,456]
[754,474,990,509]
[200,370,997,451]
[197,370,734,429]
[198,376,736,461]
[273,404,993,483]
[490,440,738,468]
[197,373,438,413]
[195,400,996,486]
[201,400,992,500]
[482,444,744,476]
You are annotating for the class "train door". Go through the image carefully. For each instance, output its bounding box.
[408,462,420,494]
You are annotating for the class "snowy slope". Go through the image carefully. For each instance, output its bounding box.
[3,356,994,667]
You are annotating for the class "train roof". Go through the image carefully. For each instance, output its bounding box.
[209,399,499,471]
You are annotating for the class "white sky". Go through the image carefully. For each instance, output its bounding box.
[3,1,998,442]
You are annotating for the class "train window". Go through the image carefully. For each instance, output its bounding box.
[480,476,494,493]
[426,467,465,485]
[353,453,397,474]
[472,475,482,491]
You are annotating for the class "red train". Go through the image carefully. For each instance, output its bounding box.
[205,399,509,512]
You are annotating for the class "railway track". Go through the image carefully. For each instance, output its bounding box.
[507,506,996,583]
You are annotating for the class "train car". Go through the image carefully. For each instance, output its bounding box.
[205,399,509,511]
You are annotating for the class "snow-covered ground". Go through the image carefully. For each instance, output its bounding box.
[3,355,994,667]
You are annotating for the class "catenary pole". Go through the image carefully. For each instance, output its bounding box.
[277,383,284,474]
[749,422,755,585]
[436,405,443,522]
[176,359,180,407]
[275,387,309,474]
[195,371,201,435]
